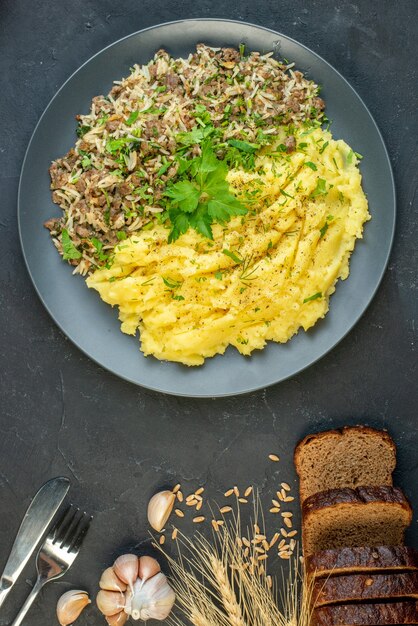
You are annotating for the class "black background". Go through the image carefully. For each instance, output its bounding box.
[0,2,417,625]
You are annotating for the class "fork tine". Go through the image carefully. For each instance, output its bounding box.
[50,505,74,543]
[68,513,93,553]
[58,507,82,548]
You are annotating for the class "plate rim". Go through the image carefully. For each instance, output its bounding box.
[17,18,396,398]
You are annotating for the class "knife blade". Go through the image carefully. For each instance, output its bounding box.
[0,476,70,609]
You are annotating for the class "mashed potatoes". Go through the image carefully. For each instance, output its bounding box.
[87,128,370,366]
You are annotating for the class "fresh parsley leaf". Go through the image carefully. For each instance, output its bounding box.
[76,124,91,138]
[165,180,200,212]
[227,138,260,153]
[116,231,127,241]
[126,111,139,126]
[305,161,318,171]
[208,193,247,222]
[162,277,183,289]
[303,292,322,303]
[310,178,328,197]
[172,294,185,301]
[222,249,243,264]
[61,229,82,260]
[215,270,223,280]
[106,136,139,153]
[188,204,214,240]
[167,210,190,243]
[166,142,247,242]
[176,125,215,147]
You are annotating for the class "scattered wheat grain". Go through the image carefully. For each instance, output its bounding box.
[268,454,280,462]
[175,509,185,518]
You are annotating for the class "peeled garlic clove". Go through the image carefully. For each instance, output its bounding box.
[106,612,128,626]
[126,572,175,621]
[100,566,128,592]
[57,590,90,626]
[96,590,126,616]
[147,490,176,532]
[113,554,139,591]
[138,556,161,582]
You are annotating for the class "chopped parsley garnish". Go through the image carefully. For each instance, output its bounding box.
[125,111,139,126]
[162,277,182,289]
[303,292,322,303]
[165,142,247,242]
[222,249,243,264]
[61,229,81,260]
[310,178,328,198]
[305,161,317,171]
[215,270,223,280]
[319,214,334,238]
[76,124,91,138]
[319,141,329,154]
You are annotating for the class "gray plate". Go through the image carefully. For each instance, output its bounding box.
[18,19,395,398]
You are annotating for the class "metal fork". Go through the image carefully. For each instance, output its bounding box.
[11,505,92,626]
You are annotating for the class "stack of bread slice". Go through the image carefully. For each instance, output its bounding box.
[294,426,418,625]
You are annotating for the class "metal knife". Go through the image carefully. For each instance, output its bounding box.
[0,476,70,609]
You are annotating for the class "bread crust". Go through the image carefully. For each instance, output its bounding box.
[306,546,418,578]
[303,486,413,520]
[312,601,418,626]
[294,426,397,503]
[294,426,396,472]
[312,571,418,607]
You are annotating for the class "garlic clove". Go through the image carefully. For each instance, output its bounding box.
[106,611,128,626]
[125,572,175,621]
[96,590,126,617]
[100,566,128,592]
[113,554,139,591]
[57,590,90,626]
[147,490,176,532]
[138,555,161,582]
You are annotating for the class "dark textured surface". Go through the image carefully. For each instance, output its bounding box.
[0,1,417,625]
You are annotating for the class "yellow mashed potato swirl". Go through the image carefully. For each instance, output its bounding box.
[87,128,370,366]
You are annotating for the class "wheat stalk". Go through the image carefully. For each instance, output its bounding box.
[158,501,312,626]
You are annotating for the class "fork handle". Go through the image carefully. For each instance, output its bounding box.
[11,577,45,626]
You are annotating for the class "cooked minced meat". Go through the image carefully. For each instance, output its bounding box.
[46,44,325,274]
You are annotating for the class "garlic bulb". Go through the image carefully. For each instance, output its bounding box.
[125,573,176,621]
[57,590,90,626]
[147,490,176,532]
[97,554,175,622]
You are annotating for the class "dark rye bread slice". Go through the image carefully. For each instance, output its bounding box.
[307,546,418,579]
[312,601,418,626]
[294,426,396,502]
[312,571,418,607]
[302,486,412,557]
